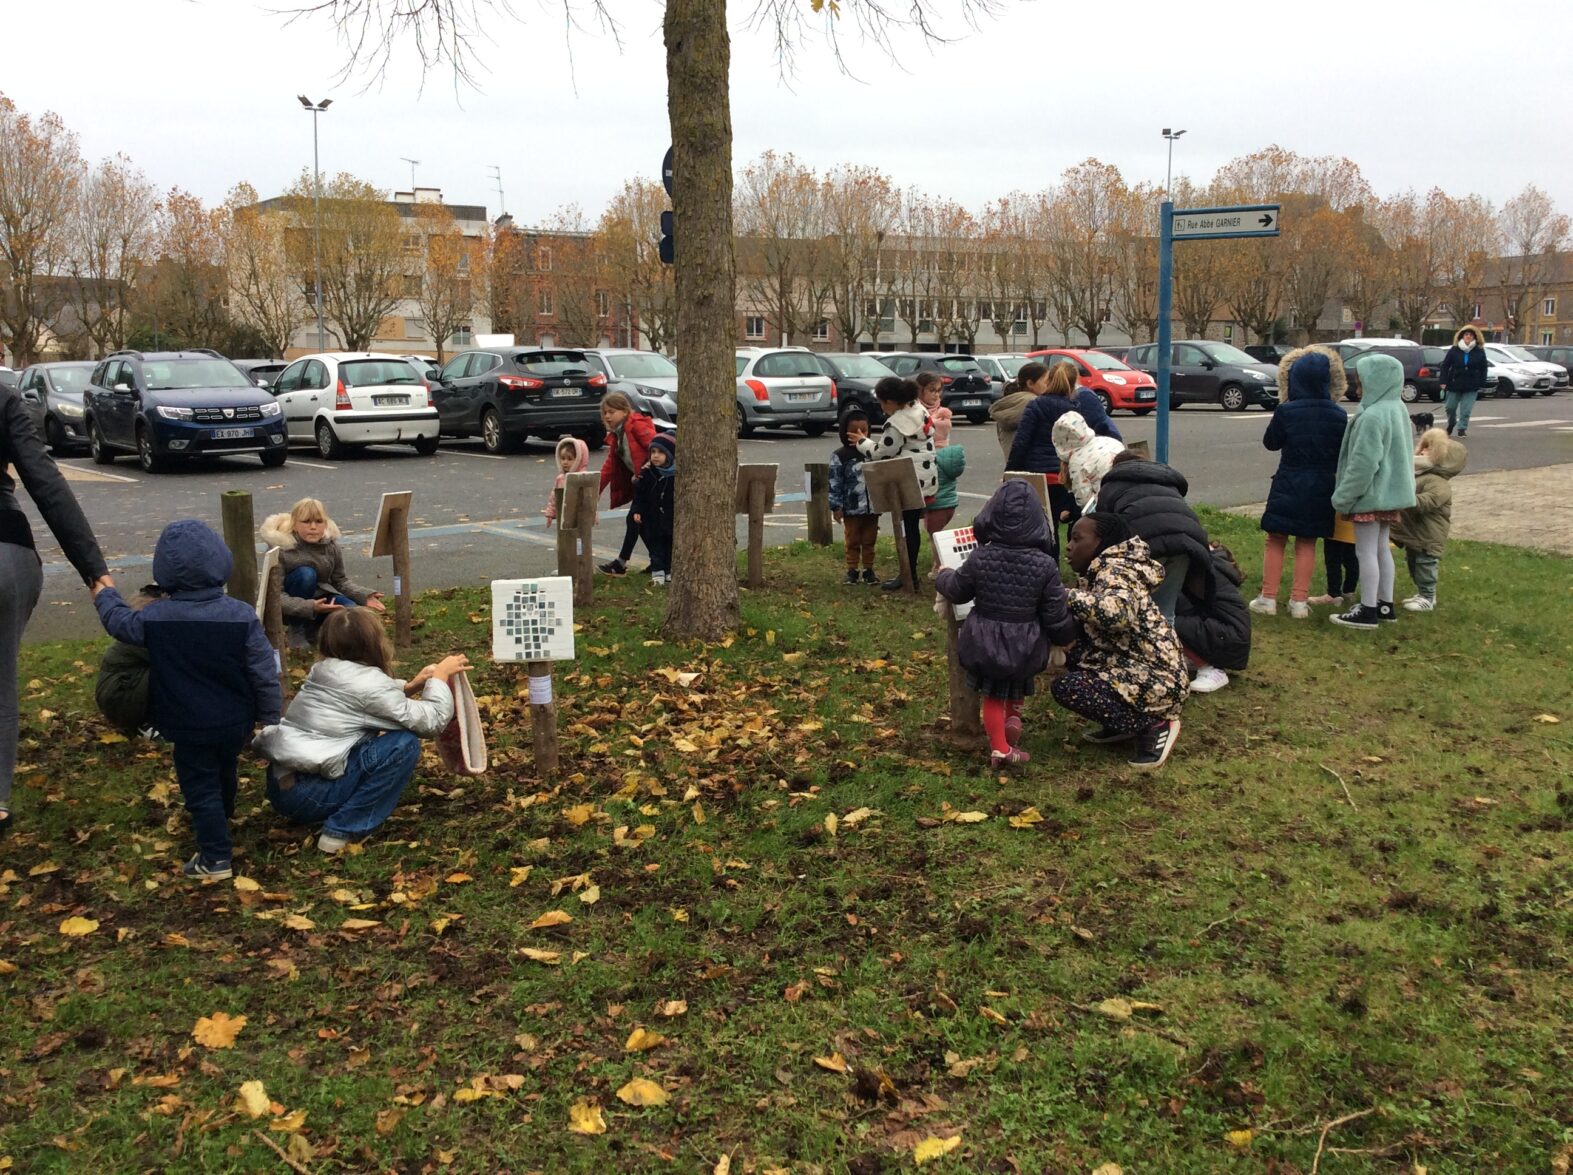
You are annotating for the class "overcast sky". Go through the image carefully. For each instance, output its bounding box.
[7,0,1571,224]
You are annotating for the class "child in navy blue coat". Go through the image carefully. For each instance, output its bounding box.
[94,520,282,879]
[829,411,879,584]
[631,433,676,584]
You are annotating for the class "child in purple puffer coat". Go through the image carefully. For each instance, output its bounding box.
[935,479,1076,771]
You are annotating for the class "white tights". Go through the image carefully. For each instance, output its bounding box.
[1354,520,1394,608]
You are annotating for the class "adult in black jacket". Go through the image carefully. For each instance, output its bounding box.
[1175,545,1251,693]
[1095,453,1214,621]
[1438,325,1489,437]
[1005,363,1122,549]
[1,388,112,837]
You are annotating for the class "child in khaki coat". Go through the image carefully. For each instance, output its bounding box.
[1391,428,1466,611]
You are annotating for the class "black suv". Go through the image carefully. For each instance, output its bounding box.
[1243,343,1295,366]
[1124,341,1278,410]
[1332,343,1440,403]
[881,353,999,423]
[433,347,609,453]
[83,349,288,472]
[812,352,896,425]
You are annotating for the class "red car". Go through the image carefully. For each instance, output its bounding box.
[1028,347,1158,415]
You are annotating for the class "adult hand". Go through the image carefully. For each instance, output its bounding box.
[91,574,115,597]
[365,595,387,614]
[431,653,473,683]
[312,598,343,614]
[632,513,642,524]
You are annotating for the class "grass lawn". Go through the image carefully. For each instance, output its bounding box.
[1,509,1569,1174]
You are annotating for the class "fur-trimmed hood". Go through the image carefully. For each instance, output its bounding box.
[260,512,341,550]
[1415,439,1467,479]
[1452,325,1484,348]
[1276,344,1347,403]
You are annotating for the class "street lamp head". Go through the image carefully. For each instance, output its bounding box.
[1162,127,1170,136]
[318,98,333,109]
[298,95,312,108]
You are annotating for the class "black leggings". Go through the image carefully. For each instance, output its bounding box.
[1050,670,1153,735]
[901,508,922,580]
[617,513,643,563]
[1048,482,1080,556]
[1324,538,1359,597]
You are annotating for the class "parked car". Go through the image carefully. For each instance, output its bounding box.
[434,346,608,453]
[1243,343,1295,365]
[16,361,96,453]
[399,354,444,383]
[83,349,288,472]
[1491,344,1565,394]
[270,352,440,458]
[232,359,289,388]
[1332,342,1437,404]
[577,348,678,422]
[1483,344,1557,398]
[1123,340,1278,410]
[811,352,896,425]
[881,353,999,423]
[1525,344,1573,375]
[0,367,19,393]
[1093,345,1132,363]
[735,347,838,437]
[975,354,1032,388]
[1028,347,1158,415]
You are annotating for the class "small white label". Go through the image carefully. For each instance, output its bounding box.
[393,576,403,596]
[273,650,282,673]
[527,674,554,704]
[803,471,813,500]
[576,538,583,556]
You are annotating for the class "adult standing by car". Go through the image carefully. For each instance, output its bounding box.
[1,386,112,837]
[1439,326,1489,437]
[595,392,659,577]
[990,361,1048,461]
[1005,363,1123,548]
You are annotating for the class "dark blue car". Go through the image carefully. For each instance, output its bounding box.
[84,349,288,472]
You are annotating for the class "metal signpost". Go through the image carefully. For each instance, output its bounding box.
[1155,202,1280,463]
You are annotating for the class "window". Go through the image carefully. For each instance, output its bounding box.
[1222,324,1234,342]
[1544,297,1557,316]
[976,300,993,321]
[303,360,329,390]
[274,361,305,394]
[538,290,553,316]
[538,335,555,348]
[813,318,830,341]
[537,245,552,272]
[596,290,610,318]
[402,234,421,253]
[403,275,422,298]
[1543,330,1554,346]
[744,315,765,339]
[756,352,821,377]
[1471,302,1482,320]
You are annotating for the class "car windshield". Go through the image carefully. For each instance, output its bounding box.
[938,357,982,373]
[828,354,896,378]
[1081,350,1134,372]
[516,350,590,376]
[991,356,1028,377]
[1197,343,1258,365]
[341,359,423,387]
[606,353,677,380]
[47,365,94,391]
[1501,345,1541,363]
[141,359,251,390]
[1422,347,1447,363]
[735,356,749,376]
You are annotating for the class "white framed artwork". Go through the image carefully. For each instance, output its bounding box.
[491,577,576,662]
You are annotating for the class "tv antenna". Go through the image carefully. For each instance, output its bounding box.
[400,157,420,189]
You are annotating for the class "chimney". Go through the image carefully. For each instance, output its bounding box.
[393,190,415,204]
[413,187,442,204]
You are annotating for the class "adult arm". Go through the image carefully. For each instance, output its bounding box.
[361,675,456,737]
[1078,389,1122,441]
[1005,399,1043,470]
[92,587,146,646]
[1438,349,1457,389]
[2,392,108,586]
[244,617,283,724]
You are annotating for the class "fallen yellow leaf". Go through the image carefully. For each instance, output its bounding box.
[99,730,128,745]
[616,1078,669,1106]
[232,876,261,892]
[813,1053,848,1073]
[444,872,473,884]
[58,916,99,937]
[528,910,573,930]
[1091,1165,1124,1175]
[0,960,16,975]
[1224,1128,1253,1151]
[192,1012,247,1049]
[28,861,59,876]
[1533,713,1560,724]
[509,865,533,887]
[568,1099,607,1134]
[519,947,562,965]
[578,884,600,905]
[235,1080,270,1119]
[670,907,689,923]
[339,918,381,930]
[914,1134,962,1164]
[282,914,316,932]
[1008,806,1044,829]
[270,1108,307,1133]
[562,803,596,827]
[625,1027,666,1052]
[374,1106,405,1136]
[655,999,687,1017]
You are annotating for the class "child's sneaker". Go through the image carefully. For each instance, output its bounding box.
[597,558,627,576]
[1377,601,1397,623]
[182,853,233,881]
[1330,603,1380,629]
[1306,593,1338,606]
[651,571,669,586]
[860,569,879,585]
[1287,600,1310,620]
[317,831,349,855]
[843,569,860,585]
[990,747,1030,770]
[1402,596,1435,612]
[1190,665,1229,693]
[1247,595,1277,616]
[1128,718,1180,771]
[1083,725,1138,744]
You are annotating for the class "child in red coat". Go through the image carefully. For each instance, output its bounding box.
[596,392,659,576]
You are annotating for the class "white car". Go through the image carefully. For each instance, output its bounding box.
[271,352,441,458]
[1483,344,1558,399]
[976,354,1033,387]
[1487,344,1565,396]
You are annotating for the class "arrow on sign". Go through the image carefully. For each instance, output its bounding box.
[1258,213,1275,228]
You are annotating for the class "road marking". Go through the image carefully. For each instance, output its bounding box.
[57,463,140,484]
[959,491,994,500]
[287,458,336,470]
[445,449,507,460]
[1477,419,1571,429]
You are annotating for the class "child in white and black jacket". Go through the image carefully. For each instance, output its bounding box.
[829,410,879,584]
[857,376,937,590]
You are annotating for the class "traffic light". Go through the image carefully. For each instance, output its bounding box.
[658,210,674,266]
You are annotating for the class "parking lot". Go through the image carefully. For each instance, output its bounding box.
[18,394,1573,642]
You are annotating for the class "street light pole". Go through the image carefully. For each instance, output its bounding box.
[299,96,333,351]
[1162,127,1187,197]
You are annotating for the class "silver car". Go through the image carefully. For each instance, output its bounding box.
[735,347,838,437]
[579,348,678,422]
[17,361,97,454]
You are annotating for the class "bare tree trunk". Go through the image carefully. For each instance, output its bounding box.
[662,0,741,640]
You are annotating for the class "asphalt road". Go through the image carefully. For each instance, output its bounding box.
[18,393,1573,643]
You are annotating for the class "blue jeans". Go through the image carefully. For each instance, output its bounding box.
[283,565,356,609]
[267,730,420,840]
[172,731,249,863]
[1152,553,1191,622]
[1443,389,1479,433]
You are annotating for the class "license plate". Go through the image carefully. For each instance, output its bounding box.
[374,394,409,407]
[958,399,983,407]
[211,427,254,440]
[1137,391,1156,400]
[785,392,817,403]
[550,387,581,398]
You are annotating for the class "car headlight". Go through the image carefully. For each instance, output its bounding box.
[1104,375,1127,386]
[157,405,194,420]
[1253,371,1275,382]
[56,401,84,418]
[260,401,282,417]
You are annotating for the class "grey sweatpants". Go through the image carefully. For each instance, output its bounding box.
[1,542,44,809]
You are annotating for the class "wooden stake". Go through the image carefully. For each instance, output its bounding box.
[558,472,598,607]
[804,462,833,546]
[390,503,412,648]
[526,661,559,777]
[889,509,916,593]
[262,561,289,703]
[220,490,257,606]
[746,479,767,588]
[944,602,982,739]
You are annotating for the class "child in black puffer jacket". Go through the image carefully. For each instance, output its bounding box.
[632,434,676,584]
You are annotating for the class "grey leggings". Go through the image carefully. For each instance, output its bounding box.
[1,542,45,809]
[1353,520,1395,609]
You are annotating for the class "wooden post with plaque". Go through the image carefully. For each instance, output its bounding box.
[863,456,924,594]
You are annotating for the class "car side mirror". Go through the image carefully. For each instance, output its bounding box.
[256,377,269,387]
[113,381,135,393]
[1200,360,1215,370]
[21,389,40,403]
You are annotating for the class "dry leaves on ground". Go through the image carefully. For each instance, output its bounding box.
[192,1012,247,1049]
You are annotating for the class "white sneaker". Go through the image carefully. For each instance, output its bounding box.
[1190,666,1229,693]
[1247,595,1277,616]
[317,831,348,855]
[1402,596,1435,612]
[1288,600,1310,620]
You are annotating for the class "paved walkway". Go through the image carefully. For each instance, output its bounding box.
[1228,463,1573,555]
